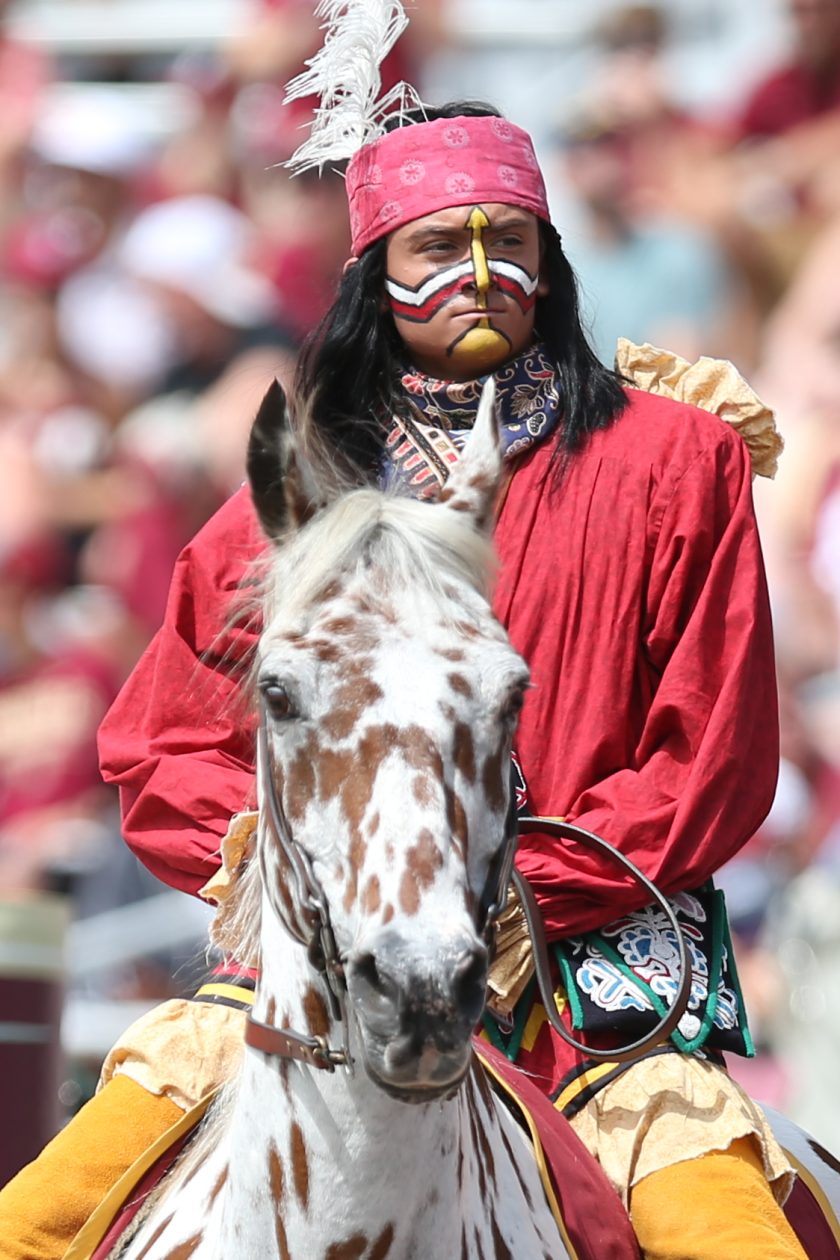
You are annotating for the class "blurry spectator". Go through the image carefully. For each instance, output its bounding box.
[736,0,840,141]
[150,50,237,204]
[68,194,297,631]
[118,193,290,393]
[757,211,840,421]
[556,108,742,367]
[747,213,840,951]
[0,0,51,229]
[714,0,840,300]
[5,84,174,411]
[230,84,351,338]
[224,0,444,96]
[0,538,131,892]
[587,6,703,209]
[579,5,725,226]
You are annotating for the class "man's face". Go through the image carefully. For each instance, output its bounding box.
[384,202,547,381]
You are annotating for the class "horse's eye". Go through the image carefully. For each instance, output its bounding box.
[261,682,298,721]
[501,688,526,726]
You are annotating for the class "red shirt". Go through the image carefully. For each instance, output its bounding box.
[98,387,778,940]
[736,60,840,139]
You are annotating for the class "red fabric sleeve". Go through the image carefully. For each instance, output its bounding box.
[515,430,779,939]
[97,486,265,894]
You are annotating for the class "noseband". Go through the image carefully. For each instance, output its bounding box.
[246,702,691,1072]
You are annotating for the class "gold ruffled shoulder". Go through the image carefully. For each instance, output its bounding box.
[615,338,783,479]
[198,809,258,906]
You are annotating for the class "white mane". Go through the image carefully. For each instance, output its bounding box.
[263,486,497,630]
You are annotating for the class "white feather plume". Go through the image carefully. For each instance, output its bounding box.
[284,0,423,173]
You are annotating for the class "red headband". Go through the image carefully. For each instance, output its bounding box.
[345,115,551,256]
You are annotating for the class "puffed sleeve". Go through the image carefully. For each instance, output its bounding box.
[97,486,265,895]
[516,427,779,939]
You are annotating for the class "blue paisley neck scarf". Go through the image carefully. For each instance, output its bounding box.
[382,342,563,498]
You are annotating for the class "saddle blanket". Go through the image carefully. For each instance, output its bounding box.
[80,1039,638,1260]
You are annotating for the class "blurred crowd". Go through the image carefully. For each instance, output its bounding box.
[1,0,840,1138]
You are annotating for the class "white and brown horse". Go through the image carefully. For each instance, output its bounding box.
[110,379,840,1260]
[114,380,578,1258]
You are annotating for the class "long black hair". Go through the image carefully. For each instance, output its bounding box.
[294,101,627,480]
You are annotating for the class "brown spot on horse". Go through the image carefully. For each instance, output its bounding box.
[481,746,506,813]
[134,1213,176,1259]
[302,984,331,1038]
[406,829,444,892]
[369,1222,396,1259]
[207,1164,229,1207]
[326,1236,368,1260]
[413,775,435,808]
[453,722,476,783]
[448,673,474,699]
[363,874,382,913]
[445,786,469,859]
[290,1121,310,1212]
[399,868,420,916]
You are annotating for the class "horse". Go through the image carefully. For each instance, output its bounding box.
[111,379,594,1258]
[109,378,840,1260]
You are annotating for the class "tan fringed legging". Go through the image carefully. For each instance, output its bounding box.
[0,1075,181,1260]
[631,1136,807,1260]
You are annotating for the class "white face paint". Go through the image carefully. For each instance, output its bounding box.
[385,202,547,380]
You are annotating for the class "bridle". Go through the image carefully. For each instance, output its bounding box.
[245,703,692,1072]
[245,700,351,1071]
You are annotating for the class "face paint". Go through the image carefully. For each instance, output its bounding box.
[386,236,538,325]
[385,202,545,381]
[447,206,509,365]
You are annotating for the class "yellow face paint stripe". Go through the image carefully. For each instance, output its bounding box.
[466,206,492,324]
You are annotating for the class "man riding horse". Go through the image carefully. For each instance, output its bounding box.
[0,3,812,1256]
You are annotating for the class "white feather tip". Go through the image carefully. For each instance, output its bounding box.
[283,0,420,174]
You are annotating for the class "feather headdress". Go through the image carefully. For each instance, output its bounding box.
[284,0,424,173]
[282,0,550,255]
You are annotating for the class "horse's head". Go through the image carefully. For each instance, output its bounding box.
[247,380,529,1101]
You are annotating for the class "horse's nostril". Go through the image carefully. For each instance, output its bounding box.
[355,951,380,990]
[351,952,400,1012]
[451,948,487,1021]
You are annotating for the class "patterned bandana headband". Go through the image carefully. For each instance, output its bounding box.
[282,4,551,253]
[345,114,551,256]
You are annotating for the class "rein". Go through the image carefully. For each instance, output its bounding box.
[246,702,691,1072]
[513,816,691,1063]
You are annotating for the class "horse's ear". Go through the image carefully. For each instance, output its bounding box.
[247,379,322,538]
[438,378,502,531]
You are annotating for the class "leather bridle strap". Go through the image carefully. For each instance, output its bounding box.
[512,815,693,1064]
[254,699,353,1069]
[244,1012,347,1071]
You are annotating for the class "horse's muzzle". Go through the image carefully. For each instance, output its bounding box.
[346,931,488,1096]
